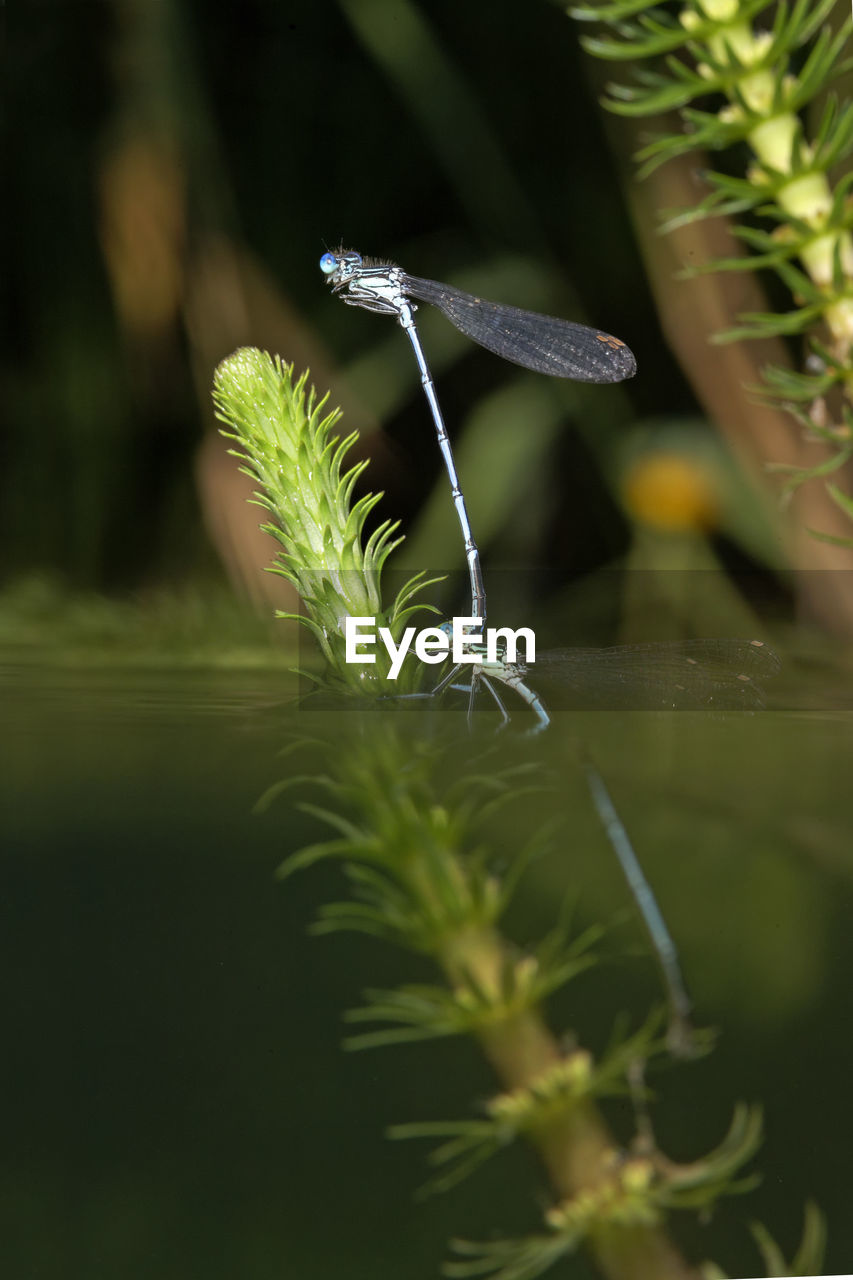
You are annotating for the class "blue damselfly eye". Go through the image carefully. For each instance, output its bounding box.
[319,253,338,275]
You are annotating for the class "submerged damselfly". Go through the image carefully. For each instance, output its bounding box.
[436,631,781,729]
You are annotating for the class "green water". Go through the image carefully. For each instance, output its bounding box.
[2,662,851,1278]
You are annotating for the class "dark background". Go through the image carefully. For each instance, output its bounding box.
[5,0,689,604]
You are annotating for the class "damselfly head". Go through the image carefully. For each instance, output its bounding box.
[319,249,363,283]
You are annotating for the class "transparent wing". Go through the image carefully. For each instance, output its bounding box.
[402,274,636,384]
[531,639,781,710]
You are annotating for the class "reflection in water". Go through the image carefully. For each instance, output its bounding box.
[2,663,852,1277]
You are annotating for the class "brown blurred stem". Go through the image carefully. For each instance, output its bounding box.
[597,84,853,632]
[99,0,391,611]
[441,924,703,1280]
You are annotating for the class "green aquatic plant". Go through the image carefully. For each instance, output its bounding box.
[213,348,435,691]
[266,722,825,1280]
[570,0,853,542]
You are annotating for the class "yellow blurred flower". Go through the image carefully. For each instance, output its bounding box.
[622,452,719,532]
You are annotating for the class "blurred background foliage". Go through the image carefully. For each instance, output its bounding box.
[7,0,852,653]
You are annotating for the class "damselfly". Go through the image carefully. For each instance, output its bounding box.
[319,249,636,630]
[436,629,782,730]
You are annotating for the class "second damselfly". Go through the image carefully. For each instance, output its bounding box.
[429,626,782,730]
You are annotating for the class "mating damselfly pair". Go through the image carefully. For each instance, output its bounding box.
[319,249,779,731]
